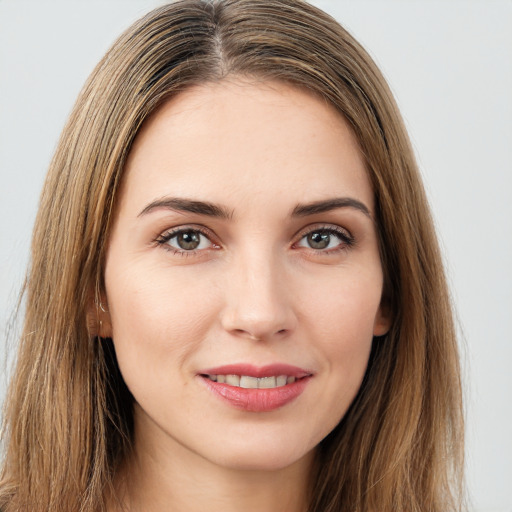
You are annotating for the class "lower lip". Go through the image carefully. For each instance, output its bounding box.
[201,377,311,412]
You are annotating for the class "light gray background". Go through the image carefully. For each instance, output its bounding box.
[1,1,511,510]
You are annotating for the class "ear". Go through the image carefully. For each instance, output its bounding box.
[86,290,113,339]
[373,300,392,337]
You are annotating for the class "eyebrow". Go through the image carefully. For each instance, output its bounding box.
[138,197,233,219]
[138,195,371,220]
[291,197,371,218]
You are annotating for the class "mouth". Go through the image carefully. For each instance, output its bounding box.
[202,374,299,389]
[198,364,313,412]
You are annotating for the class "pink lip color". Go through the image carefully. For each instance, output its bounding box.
[201,363,312,379]
[198,364,313,412]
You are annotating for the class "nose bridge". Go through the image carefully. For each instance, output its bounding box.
[221,242,295,340]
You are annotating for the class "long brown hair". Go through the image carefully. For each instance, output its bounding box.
[0,1,464,510]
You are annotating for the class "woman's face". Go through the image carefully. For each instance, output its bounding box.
[103,78,390,472]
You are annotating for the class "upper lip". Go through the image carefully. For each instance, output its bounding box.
[198,363,313,379]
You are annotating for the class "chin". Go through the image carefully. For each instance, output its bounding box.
[198,432,317,473]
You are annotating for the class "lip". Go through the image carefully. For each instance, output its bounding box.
[198,363,313,412]
[200,363,313,379]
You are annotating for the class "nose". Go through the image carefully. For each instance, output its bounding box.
[220,250,297,342]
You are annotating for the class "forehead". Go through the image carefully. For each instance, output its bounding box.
[120,78,373,216]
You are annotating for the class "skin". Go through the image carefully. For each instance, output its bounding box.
[101,77,390,512]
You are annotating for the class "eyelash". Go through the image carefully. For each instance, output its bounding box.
[155,224,355,256]
[294,225,355,254]
[155,225,218,257]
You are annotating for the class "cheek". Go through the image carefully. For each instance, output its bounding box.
[279,269,381,449]
[304,265,383,338]
[104,262,221,381]
[302,268,381,389]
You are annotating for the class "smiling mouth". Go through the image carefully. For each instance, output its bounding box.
[202,374,299,389]
[199,366,312,411]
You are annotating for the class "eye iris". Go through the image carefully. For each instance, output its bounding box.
[307,230,330,249]
[177,230,201,250]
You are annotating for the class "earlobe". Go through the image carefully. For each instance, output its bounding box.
[86,292,113,339]
[373,302,392,337]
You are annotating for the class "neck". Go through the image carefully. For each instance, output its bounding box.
[112,412,315,512]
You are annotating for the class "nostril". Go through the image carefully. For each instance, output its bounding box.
[227,329,289,342]
[231,329,262,341]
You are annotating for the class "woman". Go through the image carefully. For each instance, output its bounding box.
[0,1,464,511]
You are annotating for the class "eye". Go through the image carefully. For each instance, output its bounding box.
[296,227,353,251]
[156,227,216,253]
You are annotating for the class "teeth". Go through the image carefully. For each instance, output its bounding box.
[258,376,277,388]
[276,375,287,386]
[207,374,299,389]
[225,375,240,386]
[240,376,258,388]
